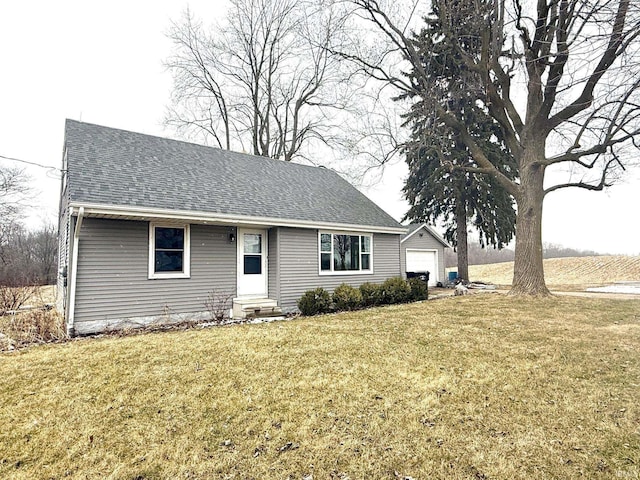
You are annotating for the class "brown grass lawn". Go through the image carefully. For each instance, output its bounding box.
[1,294,639,479]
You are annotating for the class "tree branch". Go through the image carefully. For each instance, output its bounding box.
[544,157,623,195]
[437,104,519,198]
[548,0,631,129]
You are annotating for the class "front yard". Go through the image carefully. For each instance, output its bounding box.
[1,294,638,479]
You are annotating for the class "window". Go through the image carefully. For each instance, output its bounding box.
[149,223,190,279]
[319,232,372,274]
[243,233,262,275]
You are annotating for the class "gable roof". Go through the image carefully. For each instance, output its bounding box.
[401,223,451,247]
[63,120,403,233]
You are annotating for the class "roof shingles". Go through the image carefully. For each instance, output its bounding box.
[64,120,402,230]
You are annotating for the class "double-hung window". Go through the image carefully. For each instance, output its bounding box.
[319,232,372,274]
[149,223,191,279]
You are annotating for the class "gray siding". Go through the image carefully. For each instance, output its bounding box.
[56,177,72,316]
[267,228,279,304]
[277,228,401,310]
[74,219,236,328]
[56,205,69,313]
[400,229,446,284]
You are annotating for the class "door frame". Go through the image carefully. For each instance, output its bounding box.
[236,228,268,298]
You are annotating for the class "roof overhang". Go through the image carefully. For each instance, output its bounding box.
[68,202,407,235]
[401,223,451,247]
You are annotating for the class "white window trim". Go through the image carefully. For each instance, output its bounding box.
[148,222,191,279]
[318,231,374,276]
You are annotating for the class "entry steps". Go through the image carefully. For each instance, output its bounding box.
[232,297,283,320]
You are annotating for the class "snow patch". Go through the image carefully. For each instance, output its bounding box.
[586,282,640,295]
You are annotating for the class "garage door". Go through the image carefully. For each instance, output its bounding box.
[406,249,437,285]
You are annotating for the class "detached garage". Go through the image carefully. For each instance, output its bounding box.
[400,223,450,286]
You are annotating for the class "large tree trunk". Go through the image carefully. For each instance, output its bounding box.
[510,160,550,296]
[455,198,469,282]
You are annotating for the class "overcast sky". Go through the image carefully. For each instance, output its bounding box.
[1,1,638,255]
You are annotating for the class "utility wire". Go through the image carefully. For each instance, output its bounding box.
[0,154,62,171]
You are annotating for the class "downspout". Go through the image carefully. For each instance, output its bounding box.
[67,206,84,336]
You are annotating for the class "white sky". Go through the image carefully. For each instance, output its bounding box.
[1,1,638,255]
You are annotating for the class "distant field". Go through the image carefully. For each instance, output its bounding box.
[469,255,640,288]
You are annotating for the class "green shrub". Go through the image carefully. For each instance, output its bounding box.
[359,282,383,307]
[332,283,363,311]
[297,287,332,316]
[381,277,412,304]
[408,277,429,301]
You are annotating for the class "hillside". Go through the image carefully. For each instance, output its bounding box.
[468,255,640,287]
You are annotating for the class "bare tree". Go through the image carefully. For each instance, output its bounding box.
[0,166,30,232]
[337,0,640,295]
[166,0,358,162]
[27,223,58,285]
[0,166,31,287]
[0,222,57,287]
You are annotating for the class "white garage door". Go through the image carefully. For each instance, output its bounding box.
[406,249,437,285]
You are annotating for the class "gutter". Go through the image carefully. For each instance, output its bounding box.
[67,201,408,235]
[67,206,84,336]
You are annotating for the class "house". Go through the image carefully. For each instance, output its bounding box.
[57,120,406,335]
[400,223,450,286]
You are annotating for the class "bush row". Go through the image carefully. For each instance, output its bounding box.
[297,277,428,316]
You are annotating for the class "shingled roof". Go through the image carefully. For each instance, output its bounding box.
[63,120,403,231]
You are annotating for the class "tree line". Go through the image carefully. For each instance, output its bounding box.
[0,222,57,287]
[1,166,57,287]
[445,242,610,269]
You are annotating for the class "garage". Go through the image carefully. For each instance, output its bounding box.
[405,249,438,286]
[401,223,451,286]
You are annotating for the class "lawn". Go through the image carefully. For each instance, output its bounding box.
[1,294,639,479]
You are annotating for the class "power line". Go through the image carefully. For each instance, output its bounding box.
[0,154,62,171]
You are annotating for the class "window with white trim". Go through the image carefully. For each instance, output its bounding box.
[319,232,372,274]
[149,223,190,279]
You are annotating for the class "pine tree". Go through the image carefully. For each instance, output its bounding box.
[400,2,517,282]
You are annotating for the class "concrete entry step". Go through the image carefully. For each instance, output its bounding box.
[232,297,281,319]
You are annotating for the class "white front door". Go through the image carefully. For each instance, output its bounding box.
[237,228,268,297]
[406,249,438,285]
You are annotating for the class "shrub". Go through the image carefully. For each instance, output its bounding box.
[408,277,429,301]
[204,289,234,323]
[0,284,38,316]
[297,287,332,316]
[332,283,363,311]
[359,282,383,307]
[381,277,412,304]
[0,308,66,350]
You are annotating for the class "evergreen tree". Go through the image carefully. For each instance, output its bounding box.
[400,2,517,281]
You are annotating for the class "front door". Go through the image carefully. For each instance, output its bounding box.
[237,228,268,297]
